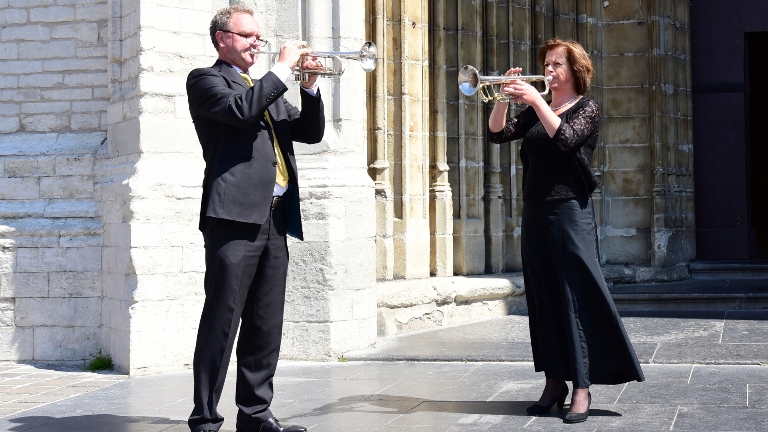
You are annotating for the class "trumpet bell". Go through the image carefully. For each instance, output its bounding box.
[458,65,480,96]
[458,64,553,103]
[359,41,378,72]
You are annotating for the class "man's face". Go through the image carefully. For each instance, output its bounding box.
[216,13,261,71]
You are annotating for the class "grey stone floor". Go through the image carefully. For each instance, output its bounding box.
[0,310,767,431]
[1,362,767,431]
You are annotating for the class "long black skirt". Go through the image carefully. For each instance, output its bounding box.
[521,197,644,387]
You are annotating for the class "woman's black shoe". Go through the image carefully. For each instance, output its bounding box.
[526,384,569,415]
[563,391,591,423]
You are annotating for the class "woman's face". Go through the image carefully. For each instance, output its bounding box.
[543,47,575,93]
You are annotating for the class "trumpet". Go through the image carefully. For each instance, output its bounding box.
[253,41,378,82]
[458,65,553,103]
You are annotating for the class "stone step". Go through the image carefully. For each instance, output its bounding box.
[690,260,768,280]
[609,278,768,311]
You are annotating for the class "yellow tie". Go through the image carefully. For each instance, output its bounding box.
[239,72,289,189]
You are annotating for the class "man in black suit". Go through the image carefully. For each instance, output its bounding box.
[185,5,324,432]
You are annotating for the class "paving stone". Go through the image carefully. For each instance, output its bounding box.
[672,406,768,431]
[722,310,768,343]
[690,364,768,385]
[749,384,767,408]
[652,342,768,365]
[617,381,746,406]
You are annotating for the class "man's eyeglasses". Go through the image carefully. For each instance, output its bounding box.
[221,30,269,47]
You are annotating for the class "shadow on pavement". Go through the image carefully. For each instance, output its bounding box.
[281,395,621,421]
[5,414,199,432]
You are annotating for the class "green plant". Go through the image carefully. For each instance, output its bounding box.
[337,356,348,362]
[87,349,114,371]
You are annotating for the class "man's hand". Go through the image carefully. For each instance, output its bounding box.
[300,56,323,88]
[277,40,309,70]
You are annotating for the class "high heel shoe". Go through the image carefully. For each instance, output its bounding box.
[526,384,569,415]
[563,391,591,423]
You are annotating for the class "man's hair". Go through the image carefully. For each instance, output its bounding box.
[209,5,254,52]
[537,38,594,95]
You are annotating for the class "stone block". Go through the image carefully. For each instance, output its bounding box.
[601,0,643,22]
[0,9,28,25]
[607,197,652,230]
[0,327,33,360]
[0,42,18,60]
[41,88,93,100]
[29,6,76,23]
[51,22,99,43]
[0,103,20,115]
[2,88,41,102]
[15,247,66,272]
[0,75,18,88]
[2,24,50,41]
[601,231,650,265]
[606,144,651,170]
[603,22,648,54]
[44,58,107,72]
[19,41,77,59]
[101,246,130,274]
[55,155,93,175]
[0,117,21,133]
[40,175,93,199]
[16,297,100,326]
[604,87,649,116]
[602,116,649,145]
[4,156,56,176]
[33,326,100,361]
[49,132,104,155]
[0,299,13,326]
[71,113,101,130]
[603,169,654,198]
[280,321,332,360]
[49,271,101,298]
[21,113,70,132]
[75,3,107,21]
[2,60,42,74]
[0,272,48,298]
[21,101,71,114]
[65,246,101,271]
[603,55,648,87]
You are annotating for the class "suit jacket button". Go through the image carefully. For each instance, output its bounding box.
[272,161,277,167]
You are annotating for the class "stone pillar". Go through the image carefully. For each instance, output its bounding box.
[99,0,222,374]
[648,0,695,270]
[428,1,453,277]
[369,0,431,280]
[279,0,377,359]
[369,0,395,281]
[452,0,485,275]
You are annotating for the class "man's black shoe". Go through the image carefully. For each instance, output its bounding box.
[246,417,306,432]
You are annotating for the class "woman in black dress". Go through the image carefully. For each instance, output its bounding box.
[488,38,644,423]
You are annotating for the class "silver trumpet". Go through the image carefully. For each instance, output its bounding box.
[458,65,553,103]
[253,41,378,82]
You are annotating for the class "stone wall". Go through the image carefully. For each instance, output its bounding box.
[0,0,108,363]
[370,0,695,282]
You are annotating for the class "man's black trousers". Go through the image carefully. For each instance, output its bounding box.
[188,199,288,432]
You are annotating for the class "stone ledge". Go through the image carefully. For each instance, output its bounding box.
[376,274,527,338]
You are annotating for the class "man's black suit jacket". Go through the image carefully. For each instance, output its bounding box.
[186,59,325,239]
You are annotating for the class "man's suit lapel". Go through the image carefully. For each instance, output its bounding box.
[213,60,249,90]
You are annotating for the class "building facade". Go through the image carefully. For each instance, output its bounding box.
[0,0,762,374]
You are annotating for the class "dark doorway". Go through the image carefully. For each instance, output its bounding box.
[747,32,768,258]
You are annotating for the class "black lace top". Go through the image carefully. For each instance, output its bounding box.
[488,97,601,205]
